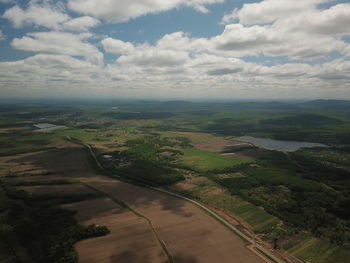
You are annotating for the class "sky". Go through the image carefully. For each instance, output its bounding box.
[0,0,350,100]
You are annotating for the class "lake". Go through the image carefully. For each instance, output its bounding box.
[33,123,64,132]
[235,136,327,152]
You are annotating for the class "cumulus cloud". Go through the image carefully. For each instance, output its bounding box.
[117,49,189,67]
[2,3,101,32]
[282,3,350,36]
[218,1,350,60]
[62,16,100,31]
[1,0,350,98]
[1,46,350,98]
[212,23,347,60]
[101,38,135,55]
[156,32,209,53]
[207,67,242,76]
[68,0,224,22]
[0,54,104,97]
[3,4,70,29]
[222,0,328,25]
[11,32,103,65]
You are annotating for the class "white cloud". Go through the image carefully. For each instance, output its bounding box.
[156,32,209,53]
[281,3,350,36]
[2,3,101,32]
[101,38,135,55]
[217,1,350,60]
[117,48,189,67]
[102,35,191,67]
[68,0,224,22]
[0,0,14,3]
[11,32,103,65]
[62,16,100,31]
[1,48,350,99]
[222,0,328,25]
[1,0,350,98]
[0,54,103,97]
[212,23,348,60]
[2,4,70,29]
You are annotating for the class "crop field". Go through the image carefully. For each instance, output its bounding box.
[160,131,224,144]
[0,147,93,178]
[79,176,264,263]
[17,184,97,196]
[181,178,280,234]
[63,198,168,263]
[1,100,350,263]
[286,236,350,263]
[0,143,265,263]
[177,148,249,172]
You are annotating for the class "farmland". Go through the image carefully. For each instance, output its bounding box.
[1,99,350,262]
[178,147,248,172]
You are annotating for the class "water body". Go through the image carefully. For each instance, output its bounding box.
[235,136,327,152]
[33,123,64,132]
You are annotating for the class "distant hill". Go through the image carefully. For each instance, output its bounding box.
[260,113,343,127]
[227,101,298,110]
[302,99,350,109]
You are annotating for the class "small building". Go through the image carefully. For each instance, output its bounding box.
[102,155,113,160]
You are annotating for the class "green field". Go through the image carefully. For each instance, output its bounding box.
[178,148,249,172]
[185,179,280,234]
[287,236,350,263]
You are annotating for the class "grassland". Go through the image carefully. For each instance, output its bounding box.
[286,236,350,263]
[178,148,249,172]
[183,178,280,234]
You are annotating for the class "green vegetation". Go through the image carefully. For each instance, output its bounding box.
[212,150,350,248]
[104,136,185,186]
[178,148,248,172]
[2,99,350,263]
[260,114,343,127]
[185,179,280,233]
[0,132,54,156]
[0,182,109,263]
[286,236,350,263]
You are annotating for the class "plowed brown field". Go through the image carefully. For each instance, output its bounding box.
[63,198,167,263]
[1,146,265,263]
[79,176,264,263]
[17,184,96,196]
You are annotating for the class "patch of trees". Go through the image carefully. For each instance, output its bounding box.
[105,136,185,186]
[0,183,109,263]
[211,151,350,247]
[260,114,343,127]
[103,111,175,120]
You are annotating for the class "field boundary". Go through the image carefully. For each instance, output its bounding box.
[82,183,174,263]
[147,186,283,263]
[84,143,283,263]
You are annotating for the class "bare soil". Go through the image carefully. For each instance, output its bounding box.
[4,175,74,184]
[63,198,167,263]
[169,181,197,192]
[0,147,268,263]
[193,139,255,160]
[17,184,96,196]
[0,146,95,177]
[79,176,264,263]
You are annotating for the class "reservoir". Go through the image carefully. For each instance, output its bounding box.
[33,123,64,132]
[235,136,327,152]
